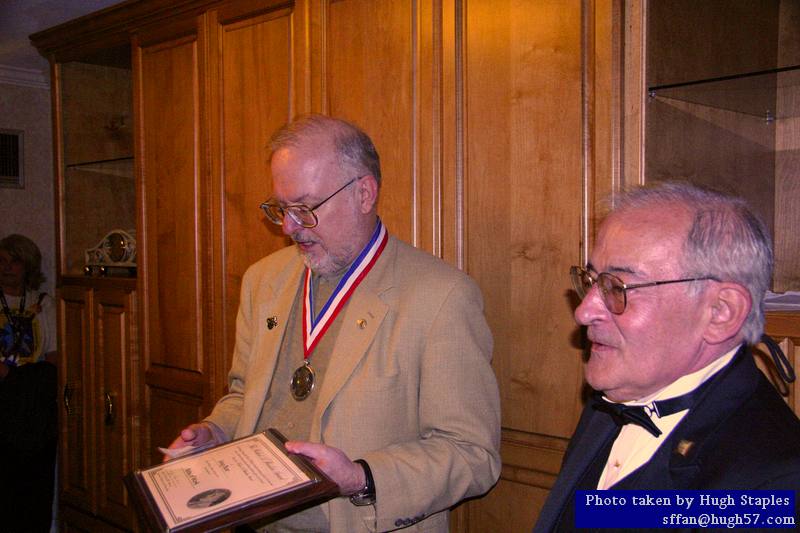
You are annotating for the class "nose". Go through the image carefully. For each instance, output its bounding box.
[280,214,302,236]
[574,283,608,325]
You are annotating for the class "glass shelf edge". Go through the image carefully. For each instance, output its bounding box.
[648,64,800,93]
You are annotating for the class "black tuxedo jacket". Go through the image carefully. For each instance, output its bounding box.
[534,347,800,532]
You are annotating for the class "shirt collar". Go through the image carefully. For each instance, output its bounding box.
[617,344,741,408]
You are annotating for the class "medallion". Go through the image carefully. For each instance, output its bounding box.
[290,362,315,401]
[292,221,387,402]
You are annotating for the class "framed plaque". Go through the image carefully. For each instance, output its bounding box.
[124,429,339,533]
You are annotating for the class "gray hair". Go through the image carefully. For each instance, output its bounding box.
[269,114,382,186]
[615,181,773,345]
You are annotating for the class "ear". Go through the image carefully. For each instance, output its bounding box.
[703,283,751,345]
[356,174,380,214]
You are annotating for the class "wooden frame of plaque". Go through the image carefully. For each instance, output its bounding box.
[124,429,340,533]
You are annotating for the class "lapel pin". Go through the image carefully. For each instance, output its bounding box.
[675,439,694,457]
[267,316,278,330]
[356,319,367,329]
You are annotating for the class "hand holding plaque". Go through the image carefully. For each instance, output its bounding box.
[125,429,339,533]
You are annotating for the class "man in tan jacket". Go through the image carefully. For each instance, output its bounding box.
[168,114,501,532]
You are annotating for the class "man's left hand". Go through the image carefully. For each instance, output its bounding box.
[284,441,366,495]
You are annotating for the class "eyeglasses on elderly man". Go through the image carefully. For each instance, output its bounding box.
[569,265,719,315]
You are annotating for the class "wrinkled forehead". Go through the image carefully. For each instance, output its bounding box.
[591,205,693,276]
[269,140,349,206]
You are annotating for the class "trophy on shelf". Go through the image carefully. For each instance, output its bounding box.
[84,229,137,277]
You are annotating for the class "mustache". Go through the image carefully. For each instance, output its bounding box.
[587,331,615,346]
[290,231,317,245]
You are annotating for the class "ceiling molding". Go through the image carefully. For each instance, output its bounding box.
[0,64,50,89]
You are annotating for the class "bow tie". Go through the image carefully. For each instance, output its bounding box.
[592,382,711,438]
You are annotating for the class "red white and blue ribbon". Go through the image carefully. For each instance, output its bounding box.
[302,220,388,357]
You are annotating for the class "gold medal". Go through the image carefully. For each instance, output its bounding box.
[290,362,315,401]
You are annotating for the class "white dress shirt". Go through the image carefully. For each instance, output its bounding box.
[597,345,740,489]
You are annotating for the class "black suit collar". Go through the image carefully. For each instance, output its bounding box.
[612,345,754,488]
[534,346,753,533]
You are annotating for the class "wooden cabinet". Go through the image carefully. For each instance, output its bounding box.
[643,0,800,291]
[58,281,138,531]
[630,0,800,418]
[32,1,640,531]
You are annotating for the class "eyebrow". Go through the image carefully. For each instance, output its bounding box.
[271,192,315,206]
[586,262,637,276]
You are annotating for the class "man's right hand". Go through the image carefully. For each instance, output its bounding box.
[162,423,219,462]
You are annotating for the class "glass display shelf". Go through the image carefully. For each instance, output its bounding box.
[648,64,800,121]
[65,156,133,178]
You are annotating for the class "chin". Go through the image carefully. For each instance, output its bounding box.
[584,361,615,393]
[301,254,335,276]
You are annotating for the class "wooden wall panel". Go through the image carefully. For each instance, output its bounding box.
[326,0,416,244]
[211,2,296,379]
[145,389,207,465]
[460,477,547,533]
[139,35,202,373]
[464,0,585,438]
[454,2,597,529]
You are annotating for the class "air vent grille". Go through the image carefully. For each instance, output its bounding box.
[0,130,23,188]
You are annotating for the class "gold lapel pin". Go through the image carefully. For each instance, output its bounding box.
[356,319,367,329]
[267,316,278,330]
[675,439,694,457]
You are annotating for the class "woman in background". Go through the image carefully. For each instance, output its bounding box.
[0,234,57,533]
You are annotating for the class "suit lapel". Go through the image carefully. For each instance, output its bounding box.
[309,238,395,440]
[238,253,305,436]
[662,347,756,486]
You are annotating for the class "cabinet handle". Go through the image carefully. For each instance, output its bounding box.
[64,384,73,415]
[104,392,115,426]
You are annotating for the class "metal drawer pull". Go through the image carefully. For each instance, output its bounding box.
[104,392,115,425]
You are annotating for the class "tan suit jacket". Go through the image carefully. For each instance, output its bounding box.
[206,235,501,532]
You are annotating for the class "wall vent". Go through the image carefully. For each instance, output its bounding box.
[0,129,23,188]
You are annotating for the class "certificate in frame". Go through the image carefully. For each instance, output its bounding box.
[124,428,339,532]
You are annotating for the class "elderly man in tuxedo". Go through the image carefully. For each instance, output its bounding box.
[534,182,800,533]
[168,114,501,532]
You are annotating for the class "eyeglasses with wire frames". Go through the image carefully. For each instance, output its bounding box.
[569,266,719,315]
[260,175,365,228]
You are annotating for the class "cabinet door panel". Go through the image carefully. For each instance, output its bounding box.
[465,0,585,438]
[58,285,95,513]
[325,0,415,244]
[136,26,209,455]
[210,1,296,385]
[139,34,203,373]
[460,0,586,528]
[94,288,137,527]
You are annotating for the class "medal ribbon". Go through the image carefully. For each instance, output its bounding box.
[302,220,388,357]
[0,288,27,362]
